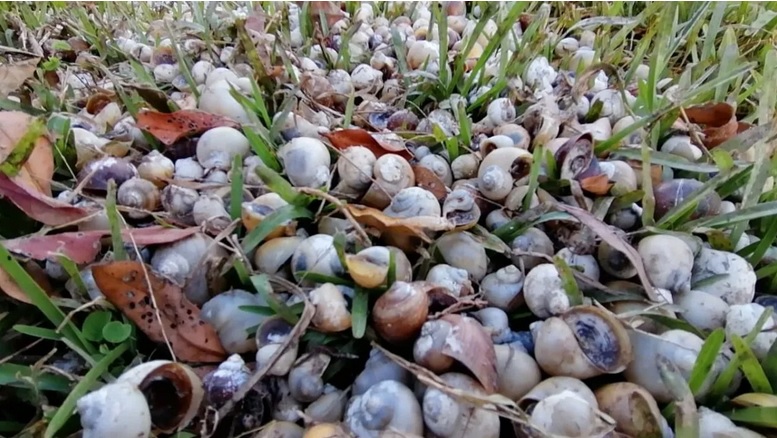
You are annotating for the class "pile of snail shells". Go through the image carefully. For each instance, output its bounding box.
[62,3,777,438]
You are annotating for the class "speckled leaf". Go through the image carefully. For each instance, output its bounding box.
[91,260,226,362]
[412,165,447,200]
[321,128,413,160]
[136,109,240,146]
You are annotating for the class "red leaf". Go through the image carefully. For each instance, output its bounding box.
[321,128,413,160]
[0,173,93,226]
[135,109,241,146]
[2,226,201,264]
[92,260,226,363]
[412,165,448,200]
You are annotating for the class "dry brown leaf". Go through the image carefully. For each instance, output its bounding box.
[321,128,413,160]
[412,165,448,200]
[2,226,201,264]
[0,58,39,98]
[683,102,739,149]
[437,314,498,393]
[0,111,54,195]
[305,1,346,30]
[344,204,456,243]
[91,260,227,363]
[553,202,660,302]
[580,173,614,195]
[0,173,93,226]
[136,109,241,146]
[0,260,57,304]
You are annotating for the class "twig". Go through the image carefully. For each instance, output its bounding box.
[209,279,314,433]
[296,187,372,245]
[679,106,714,160]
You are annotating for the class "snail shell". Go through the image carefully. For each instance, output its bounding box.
[509,227,554,271]
[523,263,571,318]
[353,347,412,396]
[594,382,673,438]
[254,236,304,277]
[196,126,250,170]
[426,264,473,297]
[278,137,332,188]
[442,188,480,230]
[372,281,431,343]
[335,146,376,194]
[344,380,424,438]
[309,283,352,333]
[202,354,251,408]
[692,247,756,305]
[117,177,160,219]
[346,246,391,289]
[291,234,344,284]
[624,328,735,403]
[422,373,500,438]
[494,344,542,401]
[530,305,633,379]
[116,360,203,433]
[288,352,331,403]
[137,150,174,188]
[435,231,488,281]
[384,186,441,218]
[637,234,694,294]
[201,289,268,353]
[77,381,151,438]
[480,265,524,311]
[362,154,415,209]
[255,316,299,376]
[241,192,292,238]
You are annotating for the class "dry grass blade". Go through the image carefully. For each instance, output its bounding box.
[371,342,544,434]
[553,202,659,302]
[213,275,314,427]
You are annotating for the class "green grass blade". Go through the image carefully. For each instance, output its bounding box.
[688,328,725,395]
[44,343,128,438]
[241,204,312,253]
[351,286,368,339]
[731,334,774,394]
[105,180,126,261]
[0,244,94,355]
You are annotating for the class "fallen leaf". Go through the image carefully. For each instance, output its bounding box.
[553,202,660,302]
[580,173,614,195]
[344,203,456,243]
[0,259,57,304]
[412,165,448,200]
[321,128,413,160]
[91,260,227,362]
[303,1,345,30]
[0,173,93,226]
[1,226,201,264]
[245,4,267,33]
[0,111,55,196]
[683,102,738,149]
[123,84,173,113]
[136,109,241,146]
[431,314,498,393]
[0,58,39,98]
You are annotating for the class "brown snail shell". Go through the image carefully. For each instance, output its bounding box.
[116,360,203,434]
[372,281,432,343]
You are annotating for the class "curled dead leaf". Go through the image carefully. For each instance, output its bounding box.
[553,202,659,302]
[580,173,614,195]
[85,92,115,115]
[344,204,456,243]
[0,57,39,98]
[1,226,201,264]
[136,109,241,146]
[0,259,57,304]
[683,102,739,149]
[0,173,92,226]
[429,314,499,393]
[0,111,54,196]
[321,128,413,160]
[91,260,227,362]
[412,165,448,200]
[301,1,345,30]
